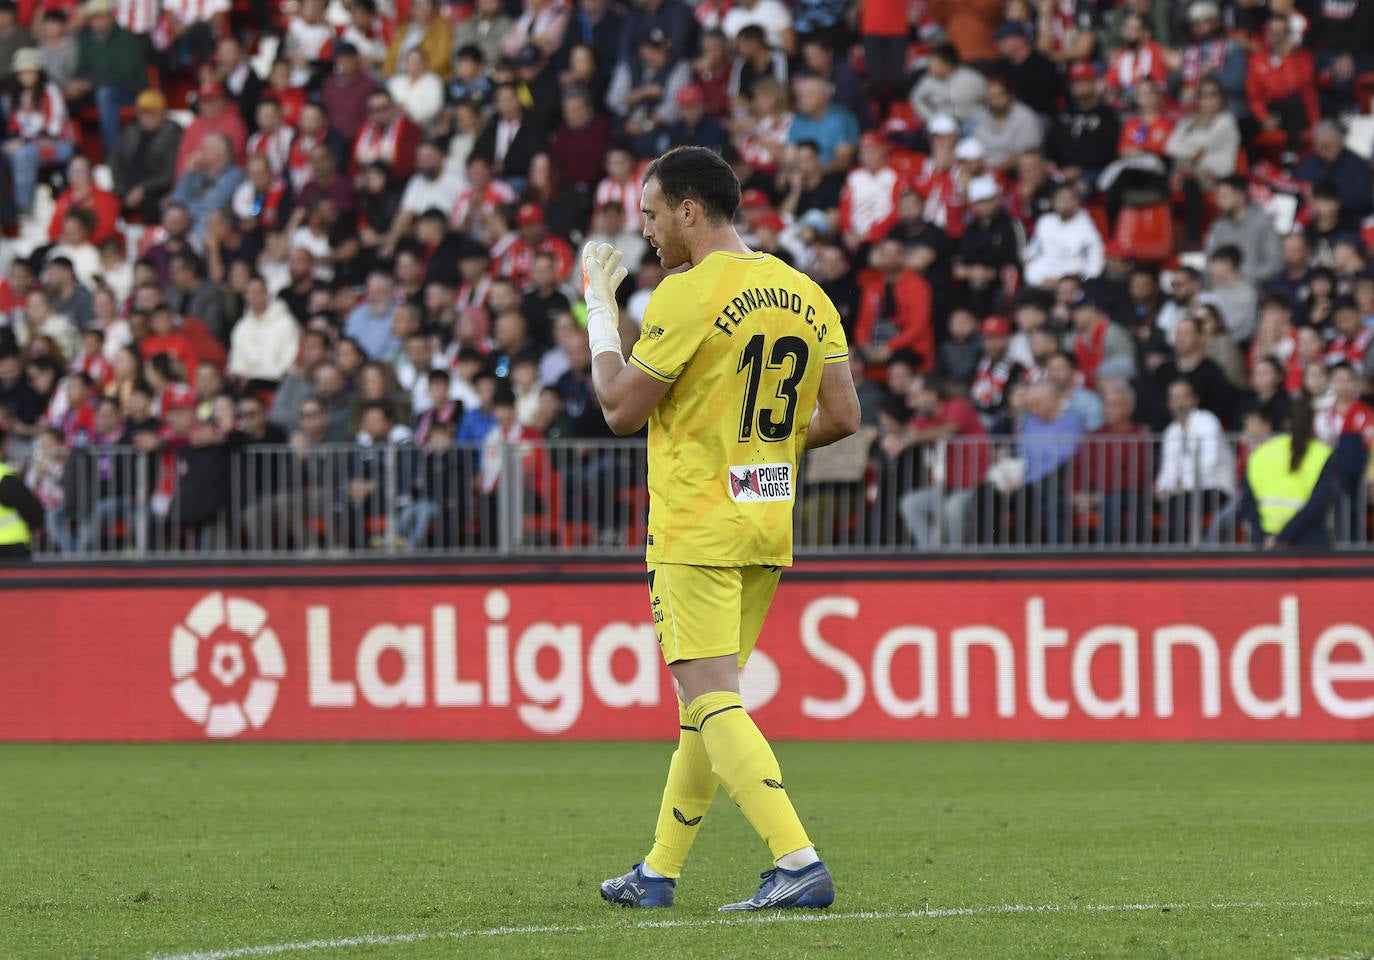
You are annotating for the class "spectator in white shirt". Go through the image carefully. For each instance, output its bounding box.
[1156,378,1236,543]
[383,141,460,257]
[1023,182,1106,288]
[387,48,445,130]
[228,275,302,386]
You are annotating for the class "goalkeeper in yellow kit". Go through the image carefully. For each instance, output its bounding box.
[585,146,860,912]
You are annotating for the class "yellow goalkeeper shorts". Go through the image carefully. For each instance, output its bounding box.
[646,563,783,667]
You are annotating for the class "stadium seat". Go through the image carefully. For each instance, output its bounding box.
[1113,202,1174,263]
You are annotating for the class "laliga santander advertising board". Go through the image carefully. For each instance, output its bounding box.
[4,569,1374,742]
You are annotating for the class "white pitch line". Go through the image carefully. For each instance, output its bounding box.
[150,898,1370,960]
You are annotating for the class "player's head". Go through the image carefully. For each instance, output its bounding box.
[640,147,741,269]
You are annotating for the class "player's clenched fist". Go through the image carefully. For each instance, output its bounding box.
[583,241,629,359]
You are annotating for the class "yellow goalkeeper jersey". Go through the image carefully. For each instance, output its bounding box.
[629,250,850,567]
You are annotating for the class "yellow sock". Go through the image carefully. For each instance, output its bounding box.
[644,702,717,879]
[687,691,811,861]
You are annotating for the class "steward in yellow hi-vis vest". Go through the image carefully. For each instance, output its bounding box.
[1240,425,1335,549]
[629,251,849,567]
[0,451,44,560]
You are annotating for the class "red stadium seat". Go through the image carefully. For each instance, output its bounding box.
[1113,202,1174,263]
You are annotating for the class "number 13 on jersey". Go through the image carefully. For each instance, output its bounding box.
[736,334,809,443]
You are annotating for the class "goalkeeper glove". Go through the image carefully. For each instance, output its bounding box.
[583,240,629,359]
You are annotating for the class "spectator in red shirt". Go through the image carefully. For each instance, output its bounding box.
[47,154,118,245]
[53,369,95,445]
[894,375,990,546]
[1072,378,1152,543]
[498,203,575,285]
[547,85,613,190]
[320,42,378,144]
[139,303,197,380]
[855,237,935,376]
[1246,13,1318,157]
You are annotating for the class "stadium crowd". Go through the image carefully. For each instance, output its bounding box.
[1,0,1373,553]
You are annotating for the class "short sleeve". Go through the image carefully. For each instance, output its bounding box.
[629,279,706,384]
[821,299,849,365]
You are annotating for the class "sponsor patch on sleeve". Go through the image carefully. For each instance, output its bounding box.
[727,462,794,502]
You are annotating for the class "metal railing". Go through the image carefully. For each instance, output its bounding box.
[24,433,1374,560]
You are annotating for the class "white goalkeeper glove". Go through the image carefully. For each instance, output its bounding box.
[583,240,629,359]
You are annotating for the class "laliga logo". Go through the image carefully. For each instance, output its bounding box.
[170,592,285,739]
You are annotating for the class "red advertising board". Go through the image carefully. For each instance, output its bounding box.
[4,571,1374,741]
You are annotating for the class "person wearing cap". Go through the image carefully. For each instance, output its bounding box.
[838,132,901,248]
[787,74,859,175]
[502,201,575,285]
[1047,62,1119,195]
[606,26,692,158]
[174,80,248,178]
[66,0,144,154]
[1178,1,1247,114]
[958,173,1024,316]
[969,314,1024,422]
[3,48,75,215]
[1203,175,1282,285]
[971,73,1042,172]
[953,135,989,181]
[665,81,727,153]
[1024,182,1105,288]
[909,42,987,128]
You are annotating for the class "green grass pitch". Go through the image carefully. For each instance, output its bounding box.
[3,741,1372,960]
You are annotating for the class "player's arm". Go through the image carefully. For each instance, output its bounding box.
[583,241,673,435]
[592,354,671,436]
[806,359,861,450]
